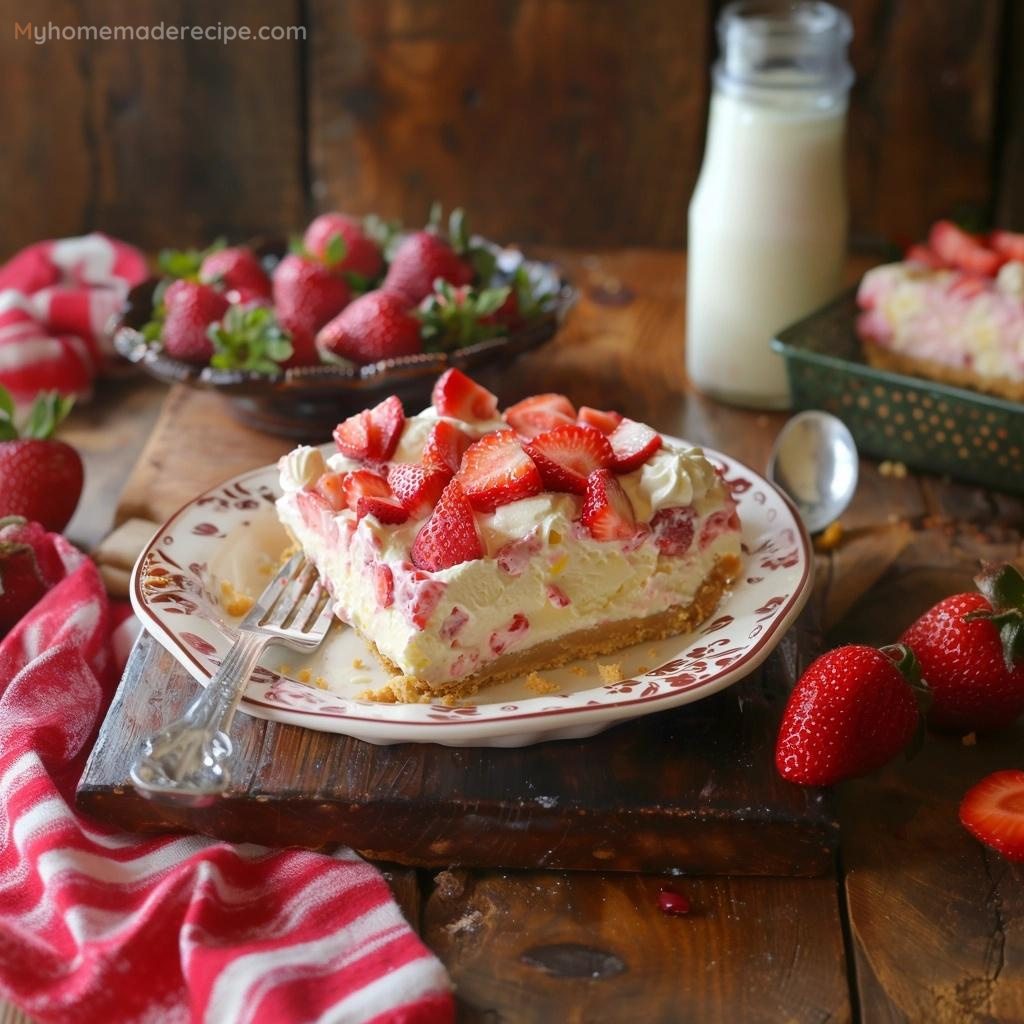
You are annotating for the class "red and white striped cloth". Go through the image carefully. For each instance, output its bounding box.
[0,234,148,405]
[0,538,453,1024]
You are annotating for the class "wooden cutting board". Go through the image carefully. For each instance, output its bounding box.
[78,251,840,875]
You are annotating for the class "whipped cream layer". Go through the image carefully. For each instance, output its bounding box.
[276,411,741,688]
[857,261,1024,382]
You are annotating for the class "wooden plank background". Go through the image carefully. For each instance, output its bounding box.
[0,0,1020,255]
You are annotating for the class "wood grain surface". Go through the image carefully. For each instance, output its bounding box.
[51,249,1024,1021]
[2,0,1021,256]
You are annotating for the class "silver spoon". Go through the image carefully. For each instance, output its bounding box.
[767,411,859,534]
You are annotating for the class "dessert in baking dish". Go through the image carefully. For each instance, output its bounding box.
[276,369,742,700]
[857,222,1024,402]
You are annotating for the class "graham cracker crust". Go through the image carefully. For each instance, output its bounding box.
[359,553,743,703]
[863,341,1024,403]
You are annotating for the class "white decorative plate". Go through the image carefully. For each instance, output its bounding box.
[131,440,813,747]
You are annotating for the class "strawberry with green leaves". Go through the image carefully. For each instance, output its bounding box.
[207,304,293,374]
[0,388,83,532]
[418,281,511,352]
[900,563,1024,733]
[303,212,384,283]
[0,515,65,634]
[199,246,272,303]
[775,644,927,786]
[143,280,230,364]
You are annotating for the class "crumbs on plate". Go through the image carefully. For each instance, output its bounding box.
[219,579,254,617]
[597,662,623,684]
[526,671,559,695]
[568,665,587,677]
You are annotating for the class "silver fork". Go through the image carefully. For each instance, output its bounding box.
[130,553,332,806]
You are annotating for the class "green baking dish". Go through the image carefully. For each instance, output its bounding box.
[771,287,1024,495]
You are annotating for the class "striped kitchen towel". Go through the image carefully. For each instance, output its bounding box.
[0,234,148,404]
[0,535,453,1024]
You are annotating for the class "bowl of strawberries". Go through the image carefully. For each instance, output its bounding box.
[112,207,575,437]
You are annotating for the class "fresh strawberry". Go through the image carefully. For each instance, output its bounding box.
[356,494,409,524]
[333,395,405,462]
[503,394,577,440]
[904,244,950,269]
[159,280,229,363]
[0,516,64,634]
[273,253,352,366]
[457,431,542,513]
[480,288,521,330]
[340,469,392,512]
[207,304,293,373]
[199,247,272,301]
[374,564,395,608]
[411,478,483,571]
[577,406,623,434]
[388,463,451,518]
[524,423,614,494]
[422,420,472,475]
[960,770,1024,862]
[580,468,637,541]
[900,563,1024,733]
[775,644,925,786]
[607,418,662,473]
[315,471,348,511]
[929,221,1005,277]
[991,230,1024,264]
[303,212,384,280]
[431,368,498,422]
[418,281,513,352]
[651,506,696,556]
[0,390,83,532]
[316,290,422,366]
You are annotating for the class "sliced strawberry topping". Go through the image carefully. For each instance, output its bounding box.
[698,507,741,549]
[341,469,391,512]
[296,490,331,533]
[650,506,696,556]
[607,418,661,473]
[411,478,484,571]
[524,423,614,494]
[904,244,950,269]
[315,471,348,511]
[432,368,499,421]
[577,406,624,434]
[374,564,394,608]
[948,275,990,300]
[422,420,472,474]
[457,430,543,512]
[388,463,451,517]
[503,393,577,439]
[333,395,405,462]
[355,494,409,524]
[580,468,637,541]
[960,770,1024,863]
[929,221,1005,277]
[991,230,1024,263]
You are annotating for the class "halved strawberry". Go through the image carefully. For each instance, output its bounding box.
[333,395,405,462]
[608,418,661,473]
[432,368,498,421]
[356,494,409,524]
[960,770,1024,863]
[929,221,1005,277]
[524,423,614,494]
[316,472,348,511]
[411,478,484,571]
[581,468,637,541]
[341,469,391,512]
[388,463,451,517]
[458,430,542,512]
[904,244,950,269]
[650,506,696,555]
[422,420,472,475]
[578,406,624,434]
[503,394,577,439]
[991,230,1024,263]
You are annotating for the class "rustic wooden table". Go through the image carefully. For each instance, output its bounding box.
[8,250,1023,1024]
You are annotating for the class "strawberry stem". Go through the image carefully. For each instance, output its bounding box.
[968,562,1024,673]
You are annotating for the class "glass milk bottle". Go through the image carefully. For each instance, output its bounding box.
[686,1,853,409]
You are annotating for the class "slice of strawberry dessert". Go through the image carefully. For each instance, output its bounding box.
[276,369,742,700]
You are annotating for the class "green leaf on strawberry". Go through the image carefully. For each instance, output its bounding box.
[968,562,1024,672]
[0,387,16,442]
[207,304,293,374]
[324,232,347,268]
[511,264,556,319]
[157,237,226,280]
[363,214,404,262]
[0,385,74,442]
[418,280,511,352]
